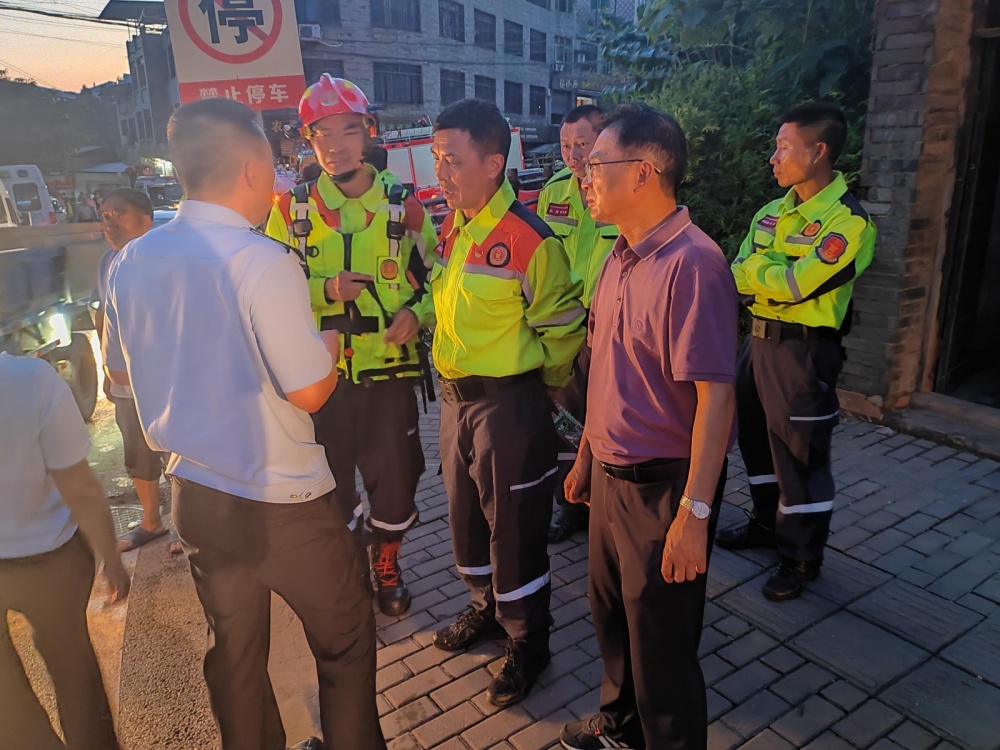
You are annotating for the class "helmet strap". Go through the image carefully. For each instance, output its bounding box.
[329,168,360,184]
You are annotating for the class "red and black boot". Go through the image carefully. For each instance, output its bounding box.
[370,540,411,616]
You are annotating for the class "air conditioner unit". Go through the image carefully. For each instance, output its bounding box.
[298,24,322,40]
[553,62,566,72]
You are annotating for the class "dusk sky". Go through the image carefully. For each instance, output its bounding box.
[0,0,131,92]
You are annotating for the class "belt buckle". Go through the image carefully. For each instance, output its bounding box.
[751,318,768,339]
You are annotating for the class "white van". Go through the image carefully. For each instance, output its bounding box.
[0,164,55,226]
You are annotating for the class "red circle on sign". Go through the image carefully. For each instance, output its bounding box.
[179,0,282,64]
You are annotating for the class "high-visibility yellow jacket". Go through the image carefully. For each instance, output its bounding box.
[733,172,877,329]
[266,166,438,383]
[536,167,618,309]
[429,179,586,388]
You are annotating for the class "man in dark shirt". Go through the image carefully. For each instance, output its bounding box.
[558,104,739,750]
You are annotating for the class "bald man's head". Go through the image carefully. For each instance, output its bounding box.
[167,98,271,194]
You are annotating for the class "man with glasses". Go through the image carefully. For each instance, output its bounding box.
[95,188,170,553]
[537,105,619,543]
[558,103,737,750]
[716,101,877,601]
[428,99,586,707]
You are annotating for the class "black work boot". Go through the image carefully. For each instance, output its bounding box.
[715,514,776,551]
[287,738,323,750]
[762,559,821,601]
[370,540,411,617]
[559,716,640,750]
[432,606,505,651]
[486,638,551,707]
[548,502,588,544]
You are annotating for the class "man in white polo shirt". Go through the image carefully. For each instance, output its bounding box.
[0,353,130,749]
[102,98,385,750]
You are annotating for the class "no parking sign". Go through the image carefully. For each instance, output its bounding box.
[164,0,306,110]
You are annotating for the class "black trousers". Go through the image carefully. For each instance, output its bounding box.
[313,377,423,542]
[440,375,558,650]
[112,395,167,482]
[589,459,725,750]
[736,335,843,564]
[0,533,119,750]
[172,478,386,750]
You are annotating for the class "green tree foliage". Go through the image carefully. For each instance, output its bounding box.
[598,0,875,257]
[0,71,119,175]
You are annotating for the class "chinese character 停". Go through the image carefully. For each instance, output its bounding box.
[246,84,266,105]
[198,0,264,45]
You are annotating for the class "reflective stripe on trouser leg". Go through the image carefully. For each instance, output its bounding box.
[750,335,843,564]
[356,378,423,543]
[736,339,779,527]
[440,398,496,615]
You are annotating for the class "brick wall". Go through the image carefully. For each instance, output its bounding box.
[846,0,976,410]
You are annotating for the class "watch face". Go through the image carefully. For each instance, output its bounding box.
[689,499,711,519]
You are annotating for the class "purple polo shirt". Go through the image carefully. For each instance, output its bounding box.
[586,206,738,465]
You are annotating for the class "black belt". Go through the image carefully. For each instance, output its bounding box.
[438,371,538,404]
[750,317,841,343]
[599,457,686,484]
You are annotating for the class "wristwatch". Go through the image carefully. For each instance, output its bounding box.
[680,495,711,520]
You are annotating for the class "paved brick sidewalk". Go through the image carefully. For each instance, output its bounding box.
[370,402,1000,750]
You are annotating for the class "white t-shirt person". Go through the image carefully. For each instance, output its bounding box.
[0,354,92,559]
[101,199,335,503]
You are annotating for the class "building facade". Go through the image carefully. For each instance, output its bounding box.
[294,0,619,142]
[846,0,1000,423]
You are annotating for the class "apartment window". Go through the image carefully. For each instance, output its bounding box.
[529,85,546,116]
[296,0,341,23]
[529,29,546,62]
[474,75,496,103]
[303,58,345,85]
[552,89,572,117]
[504,80,523,114]
[553,35,571,67]
[474,10,496,49]
[439,0,465,41]
[135,55,147,89]
[527,0,551,8]
[371,0,420,31]
[556,0,573,10]
[440,69,466,106]
[577,41,598,72]
[373,62,423,103]
[503,20,523,56]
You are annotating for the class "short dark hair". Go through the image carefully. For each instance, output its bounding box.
[434,99,511,169]
[103,187,154,218]
[562,104,603,127]
[601,103,688,194]
[167,98,269,193]
[779,101,848,165]
[365,145,389,172]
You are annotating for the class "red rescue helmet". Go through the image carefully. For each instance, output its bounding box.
[298,74,375,136]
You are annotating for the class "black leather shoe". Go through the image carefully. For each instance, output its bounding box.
[559,716,639,750]
[715,515,776,551]
[370,540,411,617]
[432,606,505,651]
[287,738,323,750]
[486,639,550,707]
[762,560,821,601]
[548,503,588,544]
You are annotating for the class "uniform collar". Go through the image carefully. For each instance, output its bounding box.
[176,199,252,228]
[614,206,691,261]
[779,171,848,222]
[315,164,384,213]
[453,178,516,246]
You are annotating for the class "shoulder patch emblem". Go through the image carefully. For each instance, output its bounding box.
[486,242,511,268]
[803,221,822,238]
[758,215,779,229]
[547,203,571,218]
[816,233,848,264]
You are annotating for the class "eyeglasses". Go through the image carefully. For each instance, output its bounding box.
[584,159,664,179]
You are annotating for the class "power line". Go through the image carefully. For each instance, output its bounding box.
[0,2,142,28]
[0,55,57,87]
[0,9,130,34]
[0,27,125,48]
